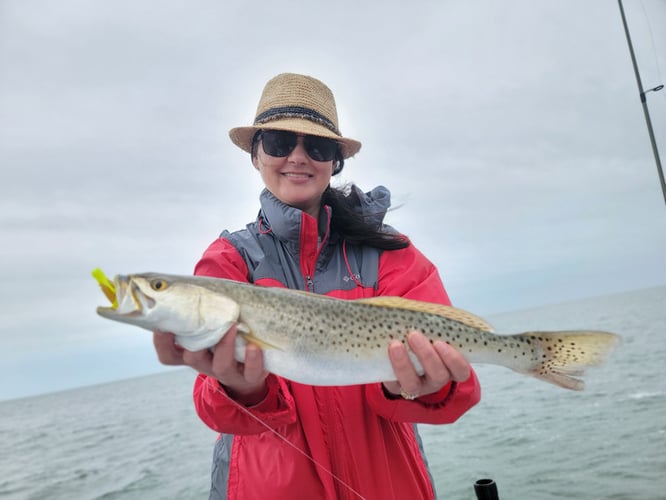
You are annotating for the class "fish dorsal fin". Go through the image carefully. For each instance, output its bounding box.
[355,296,495,332]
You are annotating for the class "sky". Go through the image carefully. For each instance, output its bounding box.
[1,0,665,401]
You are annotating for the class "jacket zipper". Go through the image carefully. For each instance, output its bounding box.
[302,206,332,293]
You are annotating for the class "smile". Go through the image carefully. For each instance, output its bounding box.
[282,172,312,179]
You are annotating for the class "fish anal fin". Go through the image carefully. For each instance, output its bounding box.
[355,296,495,332]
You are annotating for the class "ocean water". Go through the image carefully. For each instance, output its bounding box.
[1,286,664,499]
[0,370,216,500]
[421,285,666,500]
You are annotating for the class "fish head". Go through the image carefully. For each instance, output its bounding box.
[95,272,240,340]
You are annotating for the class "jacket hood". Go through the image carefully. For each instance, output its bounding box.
[351,185,391,228]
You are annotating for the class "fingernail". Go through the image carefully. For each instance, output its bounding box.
[409,332,427,347]
[390,341,406,359]
[434,340,447,350]
[246,346,258,360]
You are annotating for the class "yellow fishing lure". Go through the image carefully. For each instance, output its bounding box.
[91,268,118,309]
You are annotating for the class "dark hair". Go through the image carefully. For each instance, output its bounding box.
[322,185,410,250]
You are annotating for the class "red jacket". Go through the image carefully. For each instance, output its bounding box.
[192,188,481,499]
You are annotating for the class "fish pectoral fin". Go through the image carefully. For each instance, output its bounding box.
[355,296,495,332]
[236,323,282,350]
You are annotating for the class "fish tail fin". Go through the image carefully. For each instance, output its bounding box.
[517,330,620,391]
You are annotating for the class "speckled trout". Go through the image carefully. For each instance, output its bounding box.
[93,270,619,391]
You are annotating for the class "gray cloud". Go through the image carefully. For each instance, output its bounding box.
[1,0,665,399]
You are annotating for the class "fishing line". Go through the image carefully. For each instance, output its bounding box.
[639,0,665,88]
[204,377,367,500]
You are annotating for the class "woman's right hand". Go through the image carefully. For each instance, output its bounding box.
[152,325,269,406]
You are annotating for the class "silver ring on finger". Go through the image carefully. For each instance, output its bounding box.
[399,387,418,400]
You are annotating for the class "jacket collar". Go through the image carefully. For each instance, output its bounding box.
[257,185,392,245]
[258,189,329,245]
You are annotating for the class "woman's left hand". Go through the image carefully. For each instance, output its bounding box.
[383,330,471,400]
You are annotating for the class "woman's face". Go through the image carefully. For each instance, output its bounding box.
[252,134,335,218]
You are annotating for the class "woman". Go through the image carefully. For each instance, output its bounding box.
[153,73,481,499]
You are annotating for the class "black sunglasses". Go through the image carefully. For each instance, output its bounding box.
[259,130,339,162]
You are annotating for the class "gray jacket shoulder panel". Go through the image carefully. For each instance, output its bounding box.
[222,224,309,290]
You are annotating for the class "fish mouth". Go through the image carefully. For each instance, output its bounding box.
[93,269,155,318]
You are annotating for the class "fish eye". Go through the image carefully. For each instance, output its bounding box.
[150,279,168,291]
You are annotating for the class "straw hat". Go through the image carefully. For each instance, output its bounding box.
[229,73,362,159]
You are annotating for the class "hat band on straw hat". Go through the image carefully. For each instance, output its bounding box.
[254,106,341,136]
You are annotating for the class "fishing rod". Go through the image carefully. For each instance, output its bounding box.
[617,0,666,207]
